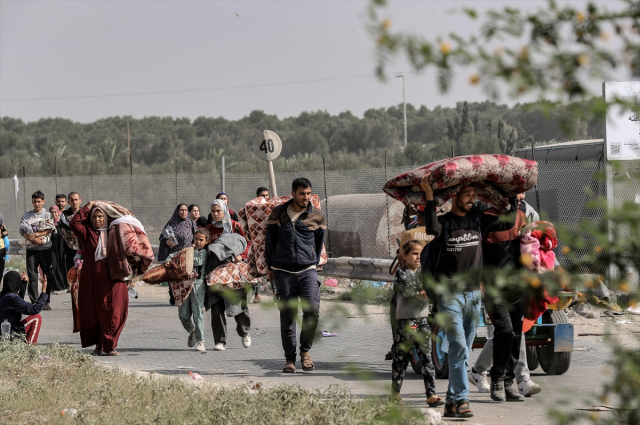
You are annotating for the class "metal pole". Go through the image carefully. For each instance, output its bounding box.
[127,121,131,165]
[323,157,331,255]
[175,158,179,206]
[385,150,391,257]
[91,172,95,200]
[221,156,226,193]
[268,160,278,197]
[530,140,541,212]
[606,162,616,284]
[451,146,455,157]
[55,155,58,194]
[396,73,407,148]
[23,166,27,212]
[130,153,134,214]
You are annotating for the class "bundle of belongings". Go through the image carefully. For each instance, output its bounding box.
[519,221,563,332]
[237,194,328,276]
[520,221,557,273]
[142,246,195,307]
[96,201,154,281]
[205,233,259,291]
[383,154,538,213]
[20,217,57,248]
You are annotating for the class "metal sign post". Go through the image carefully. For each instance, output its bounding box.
[252,130,282,197]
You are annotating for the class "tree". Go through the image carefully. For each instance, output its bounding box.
[368,0,639,137]
[92,138,126,168]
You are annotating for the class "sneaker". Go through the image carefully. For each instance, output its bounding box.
[490,379,506,402]
[518,378,542,397]
[242,334,251,348]
[468,369,490,393]
[187,331,197,348]
[195,341,206,352]
[505,380,525,401]
[214,343,226,351]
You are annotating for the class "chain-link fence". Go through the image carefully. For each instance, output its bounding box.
[1,160,638,290]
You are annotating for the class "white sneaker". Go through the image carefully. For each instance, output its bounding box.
[195,341,206,352]
[242,334,251,348]
[214,343,226,351]
[468,369,490,393]
[518,378,541,397]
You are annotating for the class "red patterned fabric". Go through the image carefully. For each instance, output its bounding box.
[383,154,538,212]
[206,262,260,291]
[107,223,154,281]
[67,268,81,333]
[238,195,327,275]
[170,279,194,307]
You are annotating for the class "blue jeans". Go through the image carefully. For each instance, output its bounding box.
[437,290,481,405]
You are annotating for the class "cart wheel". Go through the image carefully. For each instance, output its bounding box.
[431,322,449,379]
[526,344,539,371]
[536,310,572,375]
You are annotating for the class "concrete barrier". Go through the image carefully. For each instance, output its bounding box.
[8,240,393,284]
[319,257,394,282]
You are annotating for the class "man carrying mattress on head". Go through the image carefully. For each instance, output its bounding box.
[420,175,519,419]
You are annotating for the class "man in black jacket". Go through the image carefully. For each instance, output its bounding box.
[265,177,326,374]
[420,176,518,418]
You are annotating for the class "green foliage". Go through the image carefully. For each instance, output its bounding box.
[0,341,431,424]
[0,97,606,177]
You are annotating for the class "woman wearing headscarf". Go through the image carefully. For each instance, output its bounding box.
[47,205,69,299]
[204,199,252,351]
[0,213,9,274]
[207,193,239,224]
[0,270,48,344]
[70,201,128,356]
[158,204,197,305]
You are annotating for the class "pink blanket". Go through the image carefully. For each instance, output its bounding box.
[520,221,557,273]
[383,154,538,212]
[238,195,327,276]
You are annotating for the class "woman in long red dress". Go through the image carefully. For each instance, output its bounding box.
[70,201,128,356]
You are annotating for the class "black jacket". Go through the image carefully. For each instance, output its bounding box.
[265,199,326,273]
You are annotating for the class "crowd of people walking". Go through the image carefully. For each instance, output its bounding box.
[1,176,547,419]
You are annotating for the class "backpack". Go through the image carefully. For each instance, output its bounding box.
[421,212,482,278]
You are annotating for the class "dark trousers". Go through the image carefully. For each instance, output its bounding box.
[0,248,6,275]
[209,299,250,345]
[274,269,320,362]
[63,245,76,274]
[26,249,54,303]
[391,319,436,398]
[389,292,398,339]
[489,291,526,382]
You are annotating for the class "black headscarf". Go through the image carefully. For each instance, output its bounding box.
[1,271,22,296]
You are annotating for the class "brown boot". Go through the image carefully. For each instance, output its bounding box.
[300,351,315,371]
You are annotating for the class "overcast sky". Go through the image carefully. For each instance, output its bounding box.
[0,0,628,123]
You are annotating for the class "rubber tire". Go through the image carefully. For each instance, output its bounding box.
[430,322,449,379]
[536,310,572,375]
[526,344,539,371]
[410,347,422,374]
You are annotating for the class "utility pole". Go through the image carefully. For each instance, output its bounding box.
[396,72,407,148]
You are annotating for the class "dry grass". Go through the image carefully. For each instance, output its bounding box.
[0,341,430,425]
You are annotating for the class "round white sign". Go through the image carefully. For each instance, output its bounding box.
[252,130,282,161]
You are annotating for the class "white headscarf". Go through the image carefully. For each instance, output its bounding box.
[90,206,108,261]
[210,199,233,234]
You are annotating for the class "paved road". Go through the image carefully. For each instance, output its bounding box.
[37,289,633,425]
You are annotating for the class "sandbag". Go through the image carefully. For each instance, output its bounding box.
[238,195,328,276]
[383,154,538,212]
[142,247,194,284]
[206,262,260,291]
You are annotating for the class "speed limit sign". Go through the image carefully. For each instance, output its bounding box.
[252,130,282,161]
